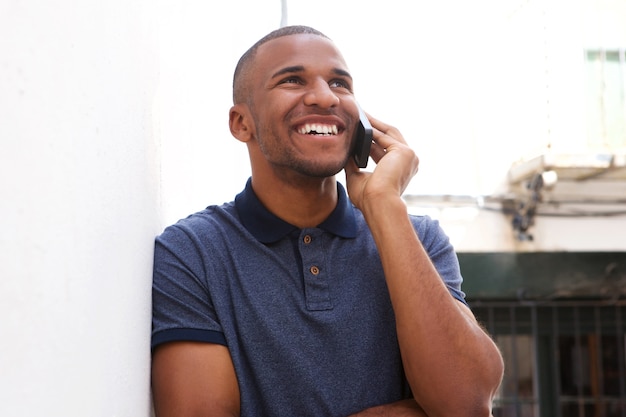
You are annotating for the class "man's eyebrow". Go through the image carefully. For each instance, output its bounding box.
[271,65,305,79]
[332,68,353,80]
[270,66,353,80]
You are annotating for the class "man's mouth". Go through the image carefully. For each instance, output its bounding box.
[297,123,339,136]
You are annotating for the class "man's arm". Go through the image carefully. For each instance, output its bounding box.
[152,341,240,417]
[349,399,428,416]
[345,115,504,417]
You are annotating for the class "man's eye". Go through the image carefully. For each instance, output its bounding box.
[330,79,351,89]
[280,77,302,85]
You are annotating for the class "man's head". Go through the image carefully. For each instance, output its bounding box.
[229,25,359,181]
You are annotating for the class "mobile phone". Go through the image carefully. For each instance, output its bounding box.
[352,105,373,168]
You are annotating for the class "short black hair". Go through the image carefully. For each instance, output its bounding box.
[232,25,330,105]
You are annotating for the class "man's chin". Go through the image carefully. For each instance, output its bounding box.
[299,159,348,178]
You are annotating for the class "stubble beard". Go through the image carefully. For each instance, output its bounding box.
[260,138,349,179]
[251,102,353,179]
[256,124,350,179]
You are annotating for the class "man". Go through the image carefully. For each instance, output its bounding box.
[151,25,503,417]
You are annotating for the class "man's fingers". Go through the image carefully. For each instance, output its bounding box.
[366,113,409,146]
[369,139,386,163]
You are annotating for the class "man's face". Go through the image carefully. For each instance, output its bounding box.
[246,34,358,179]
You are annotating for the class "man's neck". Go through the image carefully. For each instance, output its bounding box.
[250,174,339,229]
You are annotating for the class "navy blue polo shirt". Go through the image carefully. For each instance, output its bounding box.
[152,178,466,417]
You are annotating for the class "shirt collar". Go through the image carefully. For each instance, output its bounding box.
[235,178,358,243]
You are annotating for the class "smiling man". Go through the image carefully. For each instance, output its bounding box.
[151,25,503,417]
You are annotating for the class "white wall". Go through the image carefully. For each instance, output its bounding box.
[0,0,159,415]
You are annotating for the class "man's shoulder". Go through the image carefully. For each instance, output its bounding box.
[158,201,241,240]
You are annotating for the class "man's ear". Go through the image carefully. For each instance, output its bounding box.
[229,104,254,143]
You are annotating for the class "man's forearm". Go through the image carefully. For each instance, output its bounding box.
[347,399,427,417]
[344,114,503,417]
[362,196,503,417]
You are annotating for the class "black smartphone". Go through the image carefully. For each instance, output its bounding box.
[352,105,373,168]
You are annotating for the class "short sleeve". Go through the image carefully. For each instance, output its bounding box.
[412,215,467,305]
[151,223,226,350]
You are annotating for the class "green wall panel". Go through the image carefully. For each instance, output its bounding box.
[457,252,626,300]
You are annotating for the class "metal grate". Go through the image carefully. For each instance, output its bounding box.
[471,300,626,417]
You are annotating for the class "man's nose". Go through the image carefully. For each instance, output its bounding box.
[303,79,340,108]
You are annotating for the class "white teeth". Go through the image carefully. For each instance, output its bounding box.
[299,124,338,135]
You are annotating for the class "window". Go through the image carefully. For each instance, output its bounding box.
[585,49,626,149]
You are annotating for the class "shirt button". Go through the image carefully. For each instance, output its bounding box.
[309,265,320,275]
[303,235,312,244]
